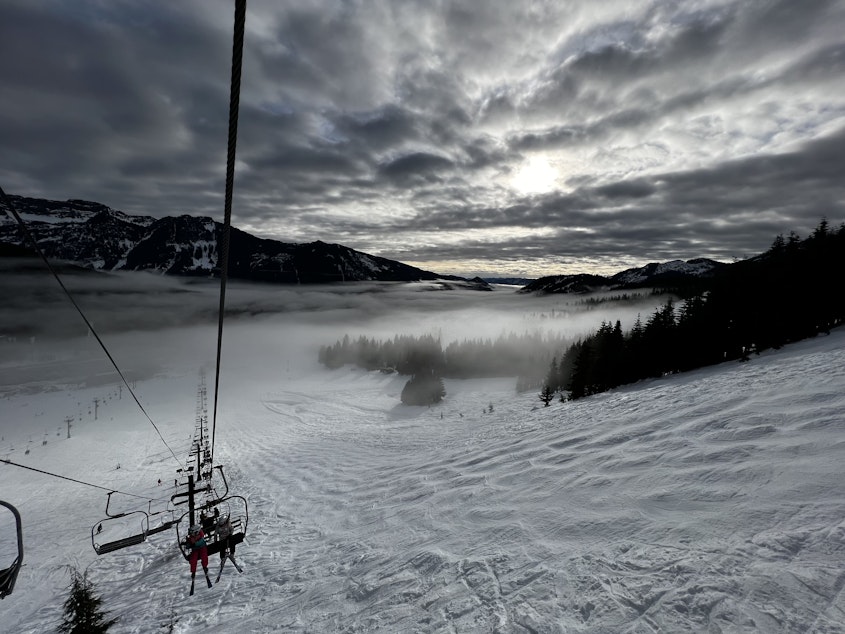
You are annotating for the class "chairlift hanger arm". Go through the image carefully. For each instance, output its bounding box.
[104,491,125,518]
[213,464,230,498]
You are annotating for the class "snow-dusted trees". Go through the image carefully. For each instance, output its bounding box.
[401,370,446,406]
[319,331,568,382]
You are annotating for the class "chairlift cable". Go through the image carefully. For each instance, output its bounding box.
[1,458,171,503]
[210,0,247,469]
[0,186,182,467]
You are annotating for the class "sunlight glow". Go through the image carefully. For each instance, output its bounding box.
[510,154,559,195]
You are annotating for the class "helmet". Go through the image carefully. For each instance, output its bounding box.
[189,525,201,535]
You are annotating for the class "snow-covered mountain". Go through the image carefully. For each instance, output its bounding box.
[1,279,843,633]
[520,258,724,294]
[0,195,462,283]
[610,257,724,286]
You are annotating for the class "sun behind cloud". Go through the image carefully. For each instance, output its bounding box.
[510,154,559,195]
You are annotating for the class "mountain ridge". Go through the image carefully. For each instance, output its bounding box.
[0,195,468,285]
[3,194,727,290]
[519,257,726,294]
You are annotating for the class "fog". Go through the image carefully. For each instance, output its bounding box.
[0,264,668,394]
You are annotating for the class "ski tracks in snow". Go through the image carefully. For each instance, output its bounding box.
[4,330,845,632]
[212,336,845,632]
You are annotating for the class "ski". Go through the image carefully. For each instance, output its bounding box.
[189,575,195,596]
[228,554,244,574]
[216,553,243,582]
[204,568,213,588]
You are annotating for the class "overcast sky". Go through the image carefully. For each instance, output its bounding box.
[2,0,844,277]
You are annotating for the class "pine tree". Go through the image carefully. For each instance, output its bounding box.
[544,356,559,392]
[400,370,446,405]
[566,340,592,400]
[812,217,829,241]
[539,384,555,407]
[58,568,117,634]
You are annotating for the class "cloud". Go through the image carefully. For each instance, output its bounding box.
[377,152,455,185]
[1,0,843,276]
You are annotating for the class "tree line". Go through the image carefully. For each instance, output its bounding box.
[319,331,569,380]
[541,220,845,404]
[318,331,571,404]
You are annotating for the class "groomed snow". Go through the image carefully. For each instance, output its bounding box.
[1,283,844,633]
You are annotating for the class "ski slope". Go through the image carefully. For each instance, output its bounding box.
[1,281,845,633]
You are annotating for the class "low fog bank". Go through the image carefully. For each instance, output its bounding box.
[0,266,669,393]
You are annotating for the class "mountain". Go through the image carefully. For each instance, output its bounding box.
[609,257,725,286]
[0,195,464,284]
[482,277,535,286]
[519,258,725,294]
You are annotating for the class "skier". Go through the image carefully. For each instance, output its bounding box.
[214,513,243,581]
[186,525,212,594]
[200,510,214,534]
[216,514,234,560]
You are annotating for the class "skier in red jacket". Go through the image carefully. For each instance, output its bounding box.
[186,525,211,593]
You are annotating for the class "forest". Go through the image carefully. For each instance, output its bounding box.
[318,330,570,397]
[544,220,845,402]
[318,220,844,406]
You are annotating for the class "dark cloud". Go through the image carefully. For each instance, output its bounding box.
[377,152,455,185]
[335,106,421,152]
[595,181,656,199]
[1,0,843,276]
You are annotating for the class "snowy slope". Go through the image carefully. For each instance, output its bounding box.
[1,284,844,633]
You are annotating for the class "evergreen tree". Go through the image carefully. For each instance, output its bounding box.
[643,299,677,377]
[544,357,560,392]
[565,340,592,400]
[400,370,446,405]
[58,568,117,634]
[623,314,645,384]
[539,384,555,407]
[812,217,829,241]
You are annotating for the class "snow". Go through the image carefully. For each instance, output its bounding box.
[191,240,216,270]
[1,281,845,633]
[0,208,153,228]
[614,259,718,286]
[0,213,85,226]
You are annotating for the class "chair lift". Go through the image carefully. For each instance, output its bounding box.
[0,500,23,599]
[91,491,150,555]
[173,465,248,560]
[146,499,177,538]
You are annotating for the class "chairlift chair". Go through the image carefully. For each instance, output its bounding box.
[175,495,248,560]
[91,492,150,556]
[174,465,248,560]
[0,500,23,599]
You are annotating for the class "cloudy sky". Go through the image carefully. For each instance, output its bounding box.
[2,0,844,277]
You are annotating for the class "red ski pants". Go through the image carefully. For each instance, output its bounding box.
[190,546,208,574]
